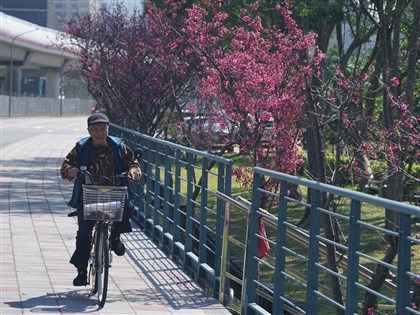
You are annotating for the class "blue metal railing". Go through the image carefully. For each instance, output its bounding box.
[110,124,233,294]
[243,167,420,315]
[110,124,420,315]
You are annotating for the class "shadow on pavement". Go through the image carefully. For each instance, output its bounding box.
[125,225,222,311]
[5,290,100,313]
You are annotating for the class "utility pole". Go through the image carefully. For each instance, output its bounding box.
[8,28,39,117]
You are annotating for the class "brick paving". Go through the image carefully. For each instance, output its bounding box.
[0,117,231,315]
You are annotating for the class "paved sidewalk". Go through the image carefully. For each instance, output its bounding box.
[0,117,231,315]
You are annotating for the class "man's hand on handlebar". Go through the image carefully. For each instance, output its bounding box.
[68,167,79,179]
[128,169,141,181]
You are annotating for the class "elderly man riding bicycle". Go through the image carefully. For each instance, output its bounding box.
[61,113,141,286]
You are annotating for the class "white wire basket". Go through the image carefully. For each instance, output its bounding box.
[82,185,127,221]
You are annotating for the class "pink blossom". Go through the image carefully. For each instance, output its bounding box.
[368,307,375,315]
[362,73,368,82]
[390,76,400,87]
[415,274,420,285]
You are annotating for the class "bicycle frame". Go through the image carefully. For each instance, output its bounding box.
[89,220,111,307]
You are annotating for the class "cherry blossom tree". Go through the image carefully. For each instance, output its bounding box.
[147,0,324,195]
[62,4,199,135]
[300,1,419,313]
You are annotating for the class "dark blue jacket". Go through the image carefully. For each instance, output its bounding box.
[68,135,125,208]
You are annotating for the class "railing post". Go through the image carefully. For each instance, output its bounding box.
[272,179,289,314]
[162,145,172,249]
[185,152,194,260]
[172,149,182,262]
[144,140,153,233]
[198,157,209,271]
[306,188,321,312]
[219,201,231,305]
[214,162,227,296]
[240,170,261,315]
[345,199,361,313]
[396,213,412,315]
[135,137,146,223]
[152,142,162,242]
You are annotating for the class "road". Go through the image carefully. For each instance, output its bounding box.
[1,116,87,148]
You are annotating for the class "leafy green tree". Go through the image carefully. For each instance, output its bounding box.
[300,0,419,313]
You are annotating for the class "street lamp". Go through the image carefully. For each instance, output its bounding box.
[8,28,39,117]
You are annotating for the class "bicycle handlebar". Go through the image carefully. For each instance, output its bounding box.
[78,147,143,183]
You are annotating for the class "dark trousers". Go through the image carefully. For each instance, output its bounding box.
[70,202,133,269]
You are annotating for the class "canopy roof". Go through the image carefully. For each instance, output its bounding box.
[0,12,79,68]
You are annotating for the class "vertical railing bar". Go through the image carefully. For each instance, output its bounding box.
[345,199,361,314]
[199,157,209,265]
[396,213,412,315]
[241,170,262,315]
[172,149,182,261]
[145,140,153,233]
[162,145,172,240]
[272,179,289,314]
[219,201,231,305]
[153,142,162,242]
[223,161,233,301]
[306,188,321,313]
[214,162,226,297]
[133,136,145,224]
[185,152,194,262]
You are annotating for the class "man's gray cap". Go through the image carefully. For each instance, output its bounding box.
[87,113,109,126]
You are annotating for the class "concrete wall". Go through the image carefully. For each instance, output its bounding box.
[0,95,94,116]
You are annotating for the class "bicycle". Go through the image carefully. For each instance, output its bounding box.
[66,168,133,306]
[67,149,142,307]
[79,166,128,307]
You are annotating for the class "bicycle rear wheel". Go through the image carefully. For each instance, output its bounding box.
[94,224,109,307]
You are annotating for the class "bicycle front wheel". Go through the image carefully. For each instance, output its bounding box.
[95,224,109,307]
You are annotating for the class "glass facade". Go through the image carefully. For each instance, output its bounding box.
[0,0,48,26]
[0,0,145,31]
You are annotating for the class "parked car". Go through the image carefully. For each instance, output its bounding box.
[184,114,234,143]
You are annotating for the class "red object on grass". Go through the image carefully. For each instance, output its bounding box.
[257,215,270,259]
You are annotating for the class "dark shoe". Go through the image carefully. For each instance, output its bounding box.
[111,235,125,256]
[73,268,87,286]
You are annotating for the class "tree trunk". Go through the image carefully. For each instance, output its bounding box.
[302,4,345,313]
[362,243,398,315]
